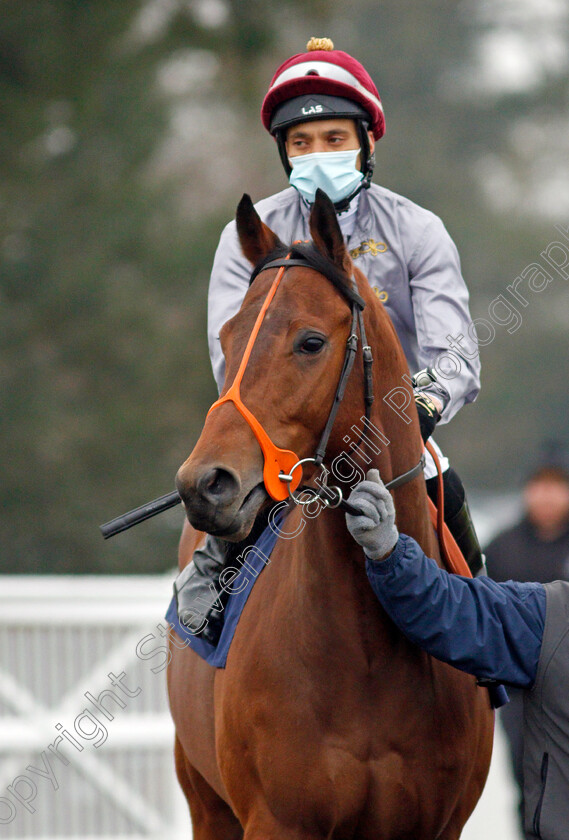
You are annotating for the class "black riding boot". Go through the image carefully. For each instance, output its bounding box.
[425,468,486,577]
[173,533,228,646]
[445,497,486,577]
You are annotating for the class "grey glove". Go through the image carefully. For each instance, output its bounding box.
[345,469,399,560]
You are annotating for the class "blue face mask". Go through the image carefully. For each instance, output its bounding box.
[289,149,364,205]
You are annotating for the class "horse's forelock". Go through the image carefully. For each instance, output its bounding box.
[248,242,362,309]
[290,242,361,307]
[248,245,291,286]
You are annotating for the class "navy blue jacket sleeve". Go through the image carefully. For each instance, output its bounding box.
[366,534,546,688]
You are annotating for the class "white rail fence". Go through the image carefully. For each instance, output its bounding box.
[0,575,191,840]
[0,565,520,840]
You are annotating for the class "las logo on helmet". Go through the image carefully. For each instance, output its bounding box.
[301,103,324,116]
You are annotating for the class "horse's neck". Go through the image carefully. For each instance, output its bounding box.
[380,447,436,558]
[282,506,386,631]
[270,457,435,660]
[367,307,436,554]
[274,281,437,622]
[394,480,436,555]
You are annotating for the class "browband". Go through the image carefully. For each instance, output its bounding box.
[253,258,366,311]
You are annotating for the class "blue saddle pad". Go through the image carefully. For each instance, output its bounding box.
[165,516,283,668]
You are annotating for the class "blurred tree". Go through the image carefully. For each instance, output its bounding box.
[0,0,328,573]
[0,0,211,572]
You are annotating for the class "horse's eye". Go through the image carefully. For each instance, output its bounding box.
[299,336,325,354]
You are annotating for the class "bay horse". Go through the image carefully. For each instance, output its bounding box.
[168,190,494,839]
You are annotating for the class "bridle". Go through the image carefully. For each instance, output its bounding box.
[99,248,425,540]
[207,247,425,515]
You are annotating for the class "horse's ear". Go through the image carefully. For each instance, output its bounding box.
[236,194,283,266]
[309,189,353,275]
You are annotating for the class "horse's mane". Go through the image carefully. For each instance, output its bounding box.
[248,242,364,309]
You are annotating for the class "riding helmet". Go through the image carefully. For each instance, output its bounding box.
[261,37,385,192]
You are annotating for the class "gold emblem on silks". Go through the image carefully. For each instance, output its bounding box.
[373,288,389,302]
[348,240,389,302]
[349,239,388,259]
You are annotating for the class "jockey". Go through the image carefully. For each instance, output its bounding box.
[176,37,484,642]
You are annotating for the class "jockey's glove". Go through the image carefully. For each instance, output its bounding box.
[414,391,441,443]
[345,469,399,561]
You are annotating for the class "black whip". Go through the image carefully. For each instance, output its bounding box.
[99,486,362,539]
[99,490,181,539]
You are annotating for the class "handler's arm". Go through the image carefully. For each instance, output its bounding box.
[366,534,546,688]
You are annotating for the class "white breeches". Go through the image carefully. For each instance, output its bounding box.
[424,438,449,480]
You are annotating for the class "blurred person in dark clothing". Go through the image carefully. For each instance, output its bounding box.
[486,440,569,838]
[487,442,569,584]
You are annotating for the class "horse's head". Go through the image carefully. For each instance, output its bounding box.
[176,190,419,540]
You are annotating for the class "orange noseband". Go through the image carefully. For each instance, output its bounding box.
[207,256,301,501]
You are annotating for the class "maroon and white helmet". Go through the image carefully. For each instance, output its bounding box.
[261,37,385,140]
[261,38,384,207]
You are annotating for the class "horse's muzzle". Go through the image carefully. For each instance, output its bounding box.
[175,463,267,540]
[196,467,241,507]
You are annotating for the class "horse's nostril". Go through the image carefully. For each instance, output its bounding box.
[198,468,240,505]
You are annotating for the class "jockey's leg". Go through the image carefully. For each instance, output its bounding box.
[424,441,485,577]
[174,533,228,645]
[174,506,278,646]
